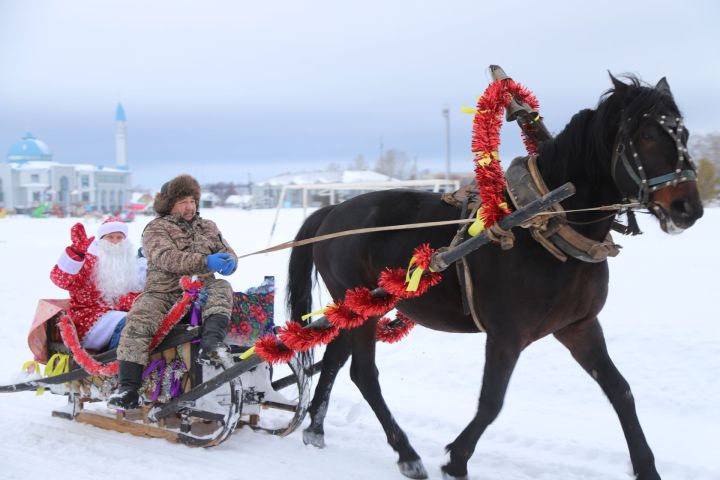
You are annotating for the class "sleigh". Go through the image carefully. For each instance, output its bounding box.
[1,277,320,447]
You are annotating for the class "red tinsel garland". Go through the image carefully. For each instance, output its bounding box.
[58,314,119,376]
[257,245,444,363]
[411,243,434,269]
[376,312,416,344]
[344,287,397,317]
[255,334,295,364]
[472,78,539,228]
[278,320,339,352]
[324,301,369,329]
[378,267,443,299]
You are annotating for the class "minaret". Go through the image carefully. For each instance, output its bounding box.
[115,103,127,169]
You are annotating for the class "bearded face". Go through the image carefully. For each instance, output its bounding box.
[93,238,141,304]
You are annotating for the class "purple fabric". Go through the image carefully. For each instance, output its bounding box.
[188,288,202,326]
[142,358,164,379]
[142,358,166,402]
[190,303,201,326]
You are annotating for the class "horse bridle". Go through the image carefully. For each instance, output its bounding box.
[611,112,697,205]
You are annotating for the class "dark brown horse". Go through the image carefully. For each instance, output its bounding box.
[287,75,703,479]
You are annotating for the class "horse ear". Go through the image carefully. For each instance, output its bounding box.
[655,77,672,96]
[608,71,627,96]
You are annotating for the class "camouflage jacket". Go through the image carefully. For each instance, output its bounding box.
[142,214,237,293]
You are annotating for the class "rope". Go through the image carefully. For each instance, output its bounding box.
[237,218,475,259]
[565,211,619,226]
[237,202,643,259]
[532,202,642,216]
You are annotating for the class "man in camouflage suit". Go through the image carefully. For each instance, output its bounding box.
[109,174,237,409]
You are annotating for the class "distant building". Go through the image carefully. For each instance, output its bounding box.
[224,194,253,208]
[253,170,458,208]
[252,170,395,208]
[200,191,220,209]
[0,104,132,214]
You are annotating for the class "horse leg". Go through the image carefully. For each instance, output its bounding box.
[349,321,428,480]
[303,331,352,448]
[443,335,523,479]
[554,317,660,480]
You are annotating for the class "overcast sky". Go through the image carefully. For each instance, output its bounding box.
[1,0,718,189]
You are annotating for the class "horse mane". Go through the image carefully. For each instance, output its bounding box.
[536,74,682,189]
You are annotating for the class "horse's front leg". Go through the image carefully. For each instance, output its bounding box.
[442,335,523,480]
[349,320,428,480]
[554,317,660,480]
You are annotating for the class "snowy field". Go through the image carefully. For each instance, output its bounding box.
[0,207,718,480]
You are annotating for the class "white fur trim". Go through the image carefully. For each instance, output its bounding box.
[97,221,128,239]
[57,250,84,274]
[82,310,126,350]
[86,239,99,257]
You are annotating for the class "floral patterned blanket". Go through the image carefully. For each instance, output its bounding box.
[226,276,275,346]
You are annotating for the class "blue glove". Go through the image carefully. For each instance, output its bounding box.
[207,252,233,273]
[220,258,237,275]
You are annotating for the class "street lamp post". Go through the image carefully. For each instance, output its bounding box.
[442,106,451,187]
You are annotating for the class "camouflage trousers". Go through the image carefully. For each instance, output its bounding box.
[116,278,232,365]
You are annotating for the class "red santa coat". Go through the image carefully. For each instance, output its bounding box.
[50,241,140,340]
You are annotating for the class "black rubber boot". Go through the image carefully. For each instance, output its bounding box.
[107,360,144,409]
[198,314,230,365]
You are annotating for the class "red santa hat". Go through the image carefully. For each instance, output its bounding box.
[96,217,128,239]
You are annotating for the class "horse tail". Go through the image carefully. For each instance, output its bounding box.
[287,205,336,325]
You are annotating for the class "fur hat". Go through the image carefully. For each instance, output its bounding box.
[97,217,128,238]
[153,174,201,216]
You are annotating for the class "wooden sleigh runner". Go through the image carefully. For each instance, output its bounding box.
[1,276,320,447]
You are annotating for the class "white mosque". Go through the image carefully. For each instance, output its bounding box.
[0,104,132,214]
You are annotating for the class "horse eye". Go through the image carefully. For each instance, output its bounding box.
[640,129,655,141]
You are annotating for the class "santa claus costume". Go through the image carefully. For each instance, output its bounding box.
[50,218,146,350]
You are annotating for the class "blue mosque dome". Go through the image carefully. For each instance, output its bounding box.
[7,132,53,163]
[115,103,126,122]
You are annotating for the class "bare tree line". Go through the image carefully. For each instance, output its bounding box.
[690,132,720,204]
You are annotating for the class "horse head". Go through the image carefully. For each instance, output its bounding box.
[608,74,703,233]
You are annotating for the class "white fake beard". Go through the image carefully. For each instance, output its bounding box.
[94,239,141,304]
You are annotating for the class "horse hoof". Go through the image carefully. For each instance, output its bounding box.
[441,472,468,480]
[398,459,428,479]
[441,465,468,480]
[302,429,325,448]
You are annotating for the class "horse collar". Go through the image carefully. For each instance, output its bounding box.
[505,154,620,263]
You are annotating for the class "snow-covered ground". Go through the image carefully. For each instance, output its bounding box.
[0,207,717,480]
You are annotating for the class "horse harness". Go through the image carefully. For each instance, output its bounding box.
[443,154,621,264]
[442,154,624,331]
[611,113,696,205]
[505,154,621,263]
